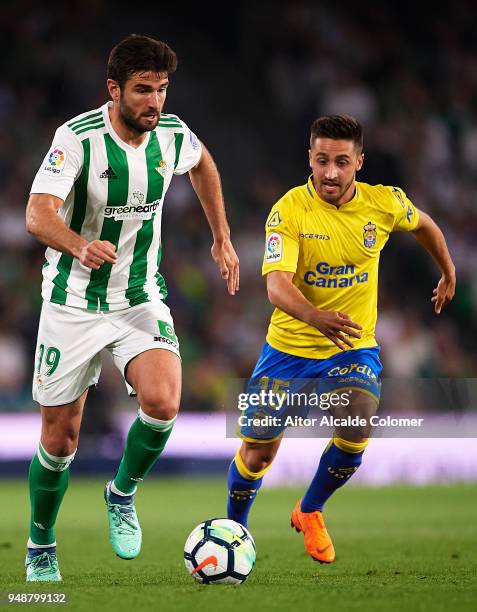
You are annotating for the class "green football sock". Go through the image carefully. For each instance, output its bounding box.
[113,409,176,495]
[29,444,76,546]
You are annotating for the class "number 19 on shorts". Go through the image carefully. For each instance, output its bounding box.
[37,344,61,376]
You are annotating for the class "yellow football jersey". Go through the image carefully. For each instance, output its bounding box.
[262,176,420,359]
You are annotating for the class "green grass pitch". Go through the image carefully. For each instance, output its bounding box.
[0,477,476,611]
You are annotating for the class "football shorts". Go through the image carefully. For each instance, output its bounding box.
[239,342,382,442]
[32,299,180,406]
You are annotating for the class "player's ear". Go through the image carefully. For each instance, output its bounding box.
[356,152,364,172]
[308,149,312,169]
[107,79,120,103]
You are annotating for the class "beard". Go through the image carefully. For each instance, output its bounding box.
[319,175,355,204]
[119,98,159,133]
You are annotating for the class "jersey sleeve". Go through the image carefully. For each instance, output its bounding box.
[386,186,420,232]
[173,118,203,175]
[30,124,84,201]
[262,199,300,276]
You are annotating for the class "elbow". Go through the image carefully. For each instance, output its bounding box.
[26,194,62,241]
[267,272,293,307]
[25,214,35,236]
[267,283,280,307]
[25,211,38,237]
[25,206,45,241]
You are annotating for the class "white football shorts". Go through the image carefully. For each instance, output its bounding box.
[32,300,180,406]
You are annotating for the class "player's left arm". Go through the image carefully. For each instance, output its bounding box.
[189,144,239,296]
[411,210,456,314]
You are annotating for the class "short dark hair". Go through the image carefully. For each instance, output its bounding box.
[107,34,178,87]
[310,115,363,151]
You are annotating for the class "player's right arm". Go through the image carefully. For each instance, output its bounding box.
[26,124,116,270]
[262,197,361,351]
[26,194,117,270]
[266,271,362,351]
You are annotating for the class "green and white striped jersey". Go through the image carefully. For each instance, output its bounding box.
[31,102,202,311]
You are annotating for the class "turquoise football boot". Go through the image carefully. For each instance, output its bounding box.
[104,481,142,560]
[25,548,62,582]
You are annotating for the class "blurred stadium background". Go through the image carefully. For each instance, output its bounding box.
[0,1,476,483]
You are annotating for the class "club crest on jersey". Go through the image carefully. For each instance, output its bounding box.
[267,211,282,228]
[129,190,145,206]
[155,160,169,177]
[363,222,377,248]
[265,232,282,262]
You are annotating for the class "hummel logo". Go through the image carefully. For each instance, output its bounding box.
[99,167,118,179]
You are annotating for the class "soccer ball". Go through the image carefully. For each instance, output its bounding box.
[184,518,256,584]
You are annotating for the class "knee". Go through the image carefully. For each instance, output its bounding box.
[41,432,78,457]
[241,444,278,473]
[139,390,179,421]
[245,456,271,473]
[41,423,79,457]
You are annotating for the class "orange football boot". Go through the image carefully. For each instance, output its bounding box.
[290,499,336,563]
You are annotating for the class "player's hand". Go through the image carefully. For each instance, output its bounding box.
[312,310,362,351]
[78,240,117,270]
[211,238,240,295]
[431,271,456,314]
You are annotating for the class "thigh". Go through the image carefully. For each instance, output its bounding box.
[317,347,382,441]
[315,347,382,404]
[109,300,181,397]
[331,389,378,441]
[126,349,181,419]
[33,301,104,406]
[240,343,313,443]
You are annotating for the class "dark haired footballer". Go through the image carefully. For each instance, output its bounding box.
[226,115,455,564]
[25,34,239,581]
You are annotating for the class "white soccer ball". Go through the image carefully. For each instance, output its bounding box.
[184,518,256,584]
